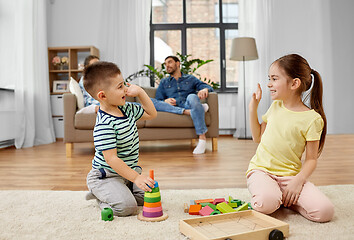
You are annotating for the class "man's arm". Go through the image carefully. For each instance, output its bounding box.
[193,76,214,92]
[155,79,167,101]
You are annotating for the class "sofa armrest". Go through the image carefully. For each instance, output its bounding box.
[63,93,77,143]
[206,92,219,138]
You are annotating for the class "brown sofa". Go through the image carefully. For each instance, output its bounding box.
[63,87,219,157]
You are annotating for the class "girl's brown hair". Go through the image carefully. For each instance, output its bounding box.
[274,54,326,155]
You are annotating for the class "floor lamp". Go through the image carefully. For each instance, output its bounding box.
[230,37,258,139]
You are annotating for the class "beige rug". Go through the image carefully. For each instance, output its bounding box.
[0,185,353,240]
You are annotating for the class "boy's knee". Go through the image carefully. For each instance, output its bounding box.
[251,192,282,214]
[186,94,200,105]
[111,203,138,217]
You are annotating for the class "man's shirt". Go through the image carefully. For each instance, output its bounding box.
[155,73,214,107]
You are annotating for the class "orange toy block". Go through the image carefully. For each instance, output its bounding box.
[195,199,214,205]
[189,204,202,215]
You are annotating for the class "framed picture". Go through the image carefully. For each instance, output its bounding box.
[53,80,69,93]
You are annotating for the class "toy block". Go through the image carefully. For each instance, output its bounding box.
[248,202,253,210]
[195,199,214,205]
[101,207,114,221]
[184,203,189,213]
[190,200,196,205]
[216,202,236,213]
[235,203,249,211]
[200,202,209,207]
[213,198,226,205]
[206,203,217,210]
[189,204,202,215]
[199,206,214,216]
[210,210,221,215]
[230,199,242,207]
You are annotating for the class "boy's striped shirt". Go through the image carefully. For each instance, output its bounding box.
[92,103,144,173]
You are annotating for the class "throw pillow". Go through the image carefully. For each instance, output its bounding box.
[69,77,84,110]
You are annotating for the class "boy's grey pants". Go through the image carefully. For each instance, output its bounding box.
[86,167,145,216]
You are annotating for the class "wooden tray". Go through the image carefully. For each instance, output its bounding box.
[180,210,289,240]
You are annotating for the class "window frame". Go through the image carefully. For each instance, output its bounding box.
[150,0,238,93]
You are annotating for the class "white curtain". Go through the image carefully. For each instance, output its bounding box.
[12,0,55,148]
[236,0,333,138]
[235,0,273,138]
[98,0,151,87]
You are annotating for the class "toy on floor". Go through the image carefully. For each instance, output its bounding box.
[137,169,168,222]
[185,196,252,216]
[101,207,114,221]
[180,210,289,240]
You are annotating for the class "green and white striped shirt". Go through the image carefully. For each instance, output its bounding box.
[92,103,144,173]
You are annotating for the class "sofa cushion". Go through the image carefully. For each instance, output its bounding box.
[145,112,210,128]
[74,112,145,130]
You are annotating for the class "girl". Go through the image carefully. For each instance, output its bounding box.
[247,54,334,222]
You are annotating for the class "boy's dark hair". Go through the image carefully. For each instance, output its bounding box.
[164,55,180,62]
[84,55,100,67]
[83,61,121,100]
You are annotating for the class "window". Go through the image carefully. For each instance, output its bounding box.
[151,0,239,92]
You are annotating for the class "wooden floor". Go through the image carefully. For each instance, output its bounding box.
[0,135,353,191]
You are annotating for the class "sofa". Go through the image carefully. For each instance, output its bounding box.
[63,87,219,157]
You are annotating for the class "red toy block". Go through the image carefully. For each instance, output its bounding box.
[213,198,226,205]
[189,204,202,215]
[199,206,214,216]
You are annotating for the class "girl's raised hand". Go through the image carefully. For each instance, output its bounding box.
[249,83,262,111]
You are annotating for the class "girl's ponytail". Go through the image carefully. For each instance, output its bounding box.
[310,69,327,155]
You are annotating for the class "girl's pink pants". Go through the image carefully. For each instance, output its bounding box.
[247,170,334,222]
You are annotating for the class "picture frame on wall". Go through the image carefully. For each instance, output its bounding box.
[53,80,69,93]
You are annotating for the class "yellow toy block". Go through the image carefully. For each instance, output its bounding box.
[216,202,236,213]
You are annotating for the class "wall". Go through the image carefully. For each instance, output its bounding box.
[328,0,354,134]
[0,90,15,145]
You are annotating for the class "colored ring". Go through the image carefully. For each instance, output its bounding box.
[144,192,160,198]
[143,206,163,213]
[144,201,161,208]
[143,211,163,218]
[151,187,160,193]
[144,196,161,203]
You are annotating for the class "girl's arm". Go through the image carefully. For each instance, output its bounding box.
[283,140,319,207]
[249,83,265,143]
[103,149,155,192]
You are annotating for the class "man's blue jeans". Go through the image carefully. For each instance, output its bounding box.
[151,95,208,136]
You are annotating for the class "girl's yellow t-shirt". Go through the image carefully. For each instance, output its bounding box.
[247,100,324,176]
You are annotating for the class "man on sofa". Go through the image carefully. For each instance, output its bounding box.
[155,56,214,154]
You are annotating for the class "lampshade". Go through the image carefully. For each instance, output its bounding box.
[230,37,258,61]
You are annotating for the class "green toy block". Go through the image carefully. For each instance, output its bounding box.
[206,203,217,210]
[235,202,249,211]
[248,202,253,210]
[101,207,114,221]
[210,210,221,215]
[216,202,236,213]
[200,202,209,207]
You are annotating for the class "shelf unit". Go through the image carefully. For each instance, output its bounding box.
[48,46,99,94]
[47,46,99,138]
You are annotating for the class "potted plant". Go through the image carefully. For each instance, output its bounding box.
[125,52,219,89]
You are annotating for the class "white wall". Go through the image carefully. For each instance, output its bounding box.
[46,0,354,134]
[328,0,354,134]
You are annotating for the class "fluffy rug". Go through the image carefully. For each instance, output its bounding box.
[0,185,353,240]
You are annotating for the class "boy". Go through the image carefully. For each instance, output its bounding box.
[84,61,157,216]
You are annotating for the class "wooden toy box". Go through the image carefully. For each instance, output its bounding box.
[180,210,289,240]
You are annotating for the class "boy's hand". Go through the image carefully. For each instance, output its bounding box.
[249,83,262,111]
[134,175,155,192]
[125,83,143,97]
